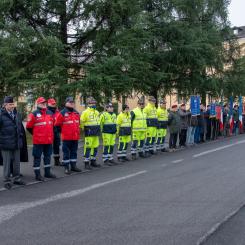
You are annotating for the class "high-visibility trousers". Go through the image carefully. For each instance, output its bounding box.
[156,128,167,150]
[117,135,131,158]
[102,133,116,161]
[131,131,146,155]
[145,127,157,152]
[84,136,99,163]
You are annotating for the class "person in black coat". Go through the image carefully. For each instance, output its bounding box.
[199,104,206,142]
[0,96,26,189]
[205,105,211,140]
[0,111,28,166]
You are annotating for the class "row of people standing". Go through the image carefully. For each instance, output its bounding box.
[169,102,243,152]
[166,103,205,151]
[1,94,242,189]
[24,96,169,181]
[80,96,169,167]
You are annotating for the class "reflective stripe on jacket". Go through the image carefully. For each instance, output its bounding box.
[26,108,54,144]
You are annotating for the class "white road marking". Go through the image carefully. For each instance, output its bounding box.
[172,159,184,163]
[196,203,245,245]
[193,139,245,158]
[0,170,147,224]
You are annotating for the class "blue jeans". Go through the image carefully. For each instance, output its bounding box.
[233,121,239,135]
[194,126,200,143]
[187,127,196,144]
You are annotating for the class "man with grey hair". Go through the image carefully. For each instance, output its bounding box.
[0,96,26,189]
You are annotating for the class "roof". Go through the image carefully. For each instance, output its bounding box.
[233,26,245,38]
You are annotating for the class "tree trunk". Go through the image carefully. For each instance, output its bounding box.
[60,0,68,48]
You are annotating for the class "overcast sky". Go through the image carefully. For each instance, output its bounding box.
[228,0,245,27]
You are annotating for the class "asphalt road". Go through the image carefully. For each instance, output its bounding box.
[1,135,245,245]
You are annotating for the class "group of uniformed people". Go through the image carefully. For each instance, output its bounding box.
[26,95,168,181]
[1,94,243,189]
[1,94,243,188]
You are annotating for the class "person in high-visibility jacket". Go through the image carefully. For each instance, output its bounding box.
[100,102,117,165]
[156,99,168,152]
[131,99,147,160]
[80,97,101,170]
[143,96,158,156]
[117,104,131,162]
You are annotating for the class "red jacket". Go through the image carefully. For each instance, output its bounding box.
[26,108,54,144]
[55,108,80,141]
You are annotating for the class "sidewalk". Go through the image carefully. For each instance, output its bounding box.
[0,134,238,191]
[0,145,106,191]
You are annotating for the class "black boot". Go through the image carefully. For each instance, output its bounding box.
[44,171,57,179]
[139,152,146,158]
[64,165,71,175]
[124,156,130,162]
[118,157,126,163]
[84,162,92,170]
[104,159,113,166]
[131,154,137,160]
[70,163,82,172]
[149,150,155,155]
[35,174,45,181]
[90,159,101,168]
[54,157,61,166]
[117,157,123,162]
[109,159,118,165]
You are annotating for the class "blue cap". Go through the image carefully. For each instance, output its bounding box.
[65,97,74,103]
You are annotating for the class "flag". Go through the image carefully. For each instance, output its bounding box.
[229,96,234,134]
[215,105,223,131]
[239,96,243,131]
[190,95,200,116]
[210,103,216,117]
[220,104,224,131]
